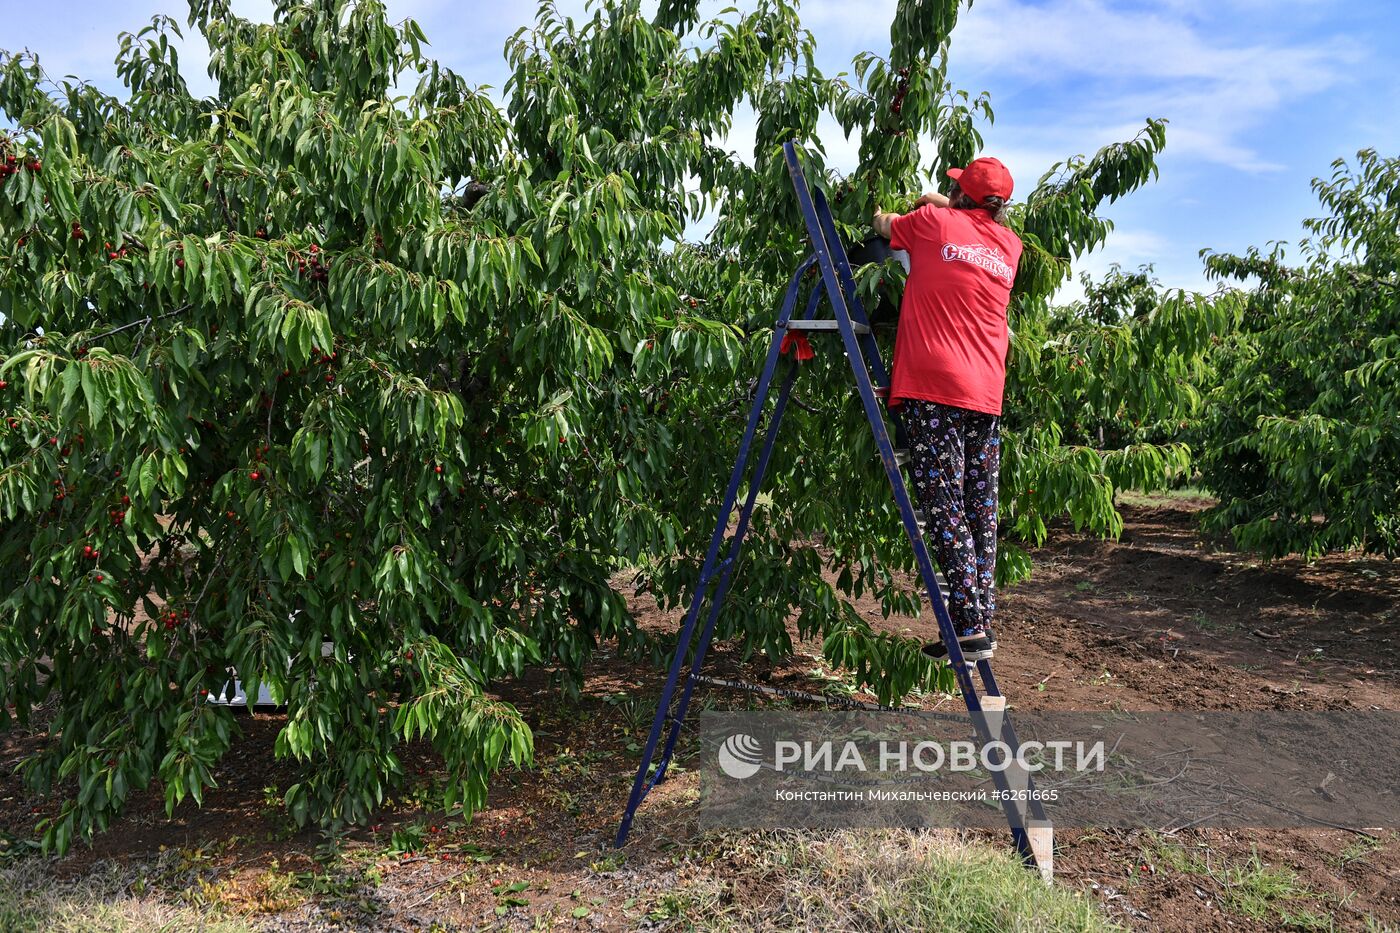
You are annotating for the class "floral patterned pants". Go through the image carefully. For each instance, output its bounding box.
[899,400,1001,637]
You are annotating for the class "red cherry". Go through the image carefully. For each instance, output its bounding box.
[108,251,119,260]
[249,471,261,481]
[121,495,130,505]
[434,465,443,474]
[0,380,7,389]
[95,574,104,582]
[175,258,185,268]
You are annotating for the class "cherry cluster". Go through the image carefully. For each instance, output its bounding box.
[276,343,339,385]
[891,67,910,117]
[249,442,271,481]
[312,345,338,383]
[296,243,331,283]
[0,150,41,184]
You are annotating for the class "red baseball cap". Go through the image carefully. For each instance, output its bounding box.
[946,157,1013,204]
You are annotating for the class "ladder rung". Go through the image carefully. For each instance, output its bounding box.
[787,319,871,334]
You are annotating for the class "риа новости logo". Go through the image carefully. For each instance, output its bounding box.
[717,733,765,779]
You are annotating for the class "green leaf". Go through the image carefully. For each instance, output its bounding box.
[139,456,157,501]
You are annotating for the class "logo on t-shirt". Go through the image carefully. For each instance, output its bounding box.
[941,242,1014,283]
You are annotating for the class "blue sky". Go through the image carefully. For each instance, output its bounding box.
[3,0,1397,297]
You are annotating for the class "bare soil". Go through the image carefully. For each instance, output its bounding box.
[2,498,1398,930]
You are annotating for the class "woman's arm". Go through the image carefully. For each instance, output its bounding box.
[873,192,947,239]
[914,191,950,209]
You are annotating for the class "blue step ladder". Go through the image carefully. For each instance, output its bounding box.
[614,141,1053,882]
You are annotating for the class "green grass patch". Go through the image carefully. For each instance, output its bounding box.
[1145,837,1354,931]
[1217,852,1314,922]
[1115,485,1216,508]
[1330,833,1388,870]
[1146,834,1211,875]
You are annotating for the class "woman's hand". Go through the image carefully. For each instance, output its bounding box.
[914,191,949,209]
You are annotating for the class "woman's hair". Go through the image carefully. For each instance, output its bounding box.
[949,184,1010,226]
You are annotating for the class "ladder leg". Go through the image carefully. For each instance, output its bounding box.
[980,694,1055,883]
[616,268,814,848]
[654,358,802,772]
[977,659,1051,829]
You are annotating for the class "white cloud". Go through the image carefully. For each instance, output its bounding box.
[948,0,1362,175]
[1053,227,1196,304]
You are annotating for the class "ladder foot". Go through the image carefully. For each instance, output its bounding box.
[1028,825,1054,884]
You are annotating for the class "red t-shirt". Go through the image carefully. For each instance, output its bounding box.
[887,206,1022,415]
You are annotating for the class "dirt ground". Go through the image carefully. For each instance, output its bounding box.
[2,497,1397,930]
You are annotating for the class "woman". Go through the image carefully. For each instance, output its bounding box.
[871,157,1021,662]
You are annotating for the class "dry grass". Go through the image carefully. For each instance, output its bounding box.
[0,856,254,933]
[656,829,1121,932]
